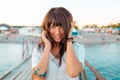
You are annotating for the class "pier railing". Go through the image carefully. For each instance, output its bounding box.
[0,36,106,80]
[0,59,106,80]
[80,60,106,80]
[0,56,32,80]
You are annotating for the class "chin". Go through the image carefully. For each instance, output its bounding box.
[55,40,61,43]
[54,39,62,43]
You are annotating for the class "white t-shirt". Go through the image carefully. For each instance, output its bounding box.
[32,42,85,80]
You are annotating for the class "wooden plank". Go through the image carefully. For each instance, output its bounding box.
[15,61,32,80]
[1,56,31,80]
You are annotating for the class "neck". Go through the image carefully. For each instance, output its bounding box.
[54,42,60,47]
[51,46,60,58]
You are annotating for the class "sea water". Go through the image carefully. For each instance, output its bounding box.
[85,43,120,80]
[0,42,120,79]
[0,43,23,77]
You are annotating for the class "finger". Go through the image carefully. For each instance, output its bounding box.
[42,31,46,37]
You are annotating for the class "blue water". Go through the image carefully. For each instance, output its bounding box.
[0,42,120,80]
[85,43,120,80]
[0,43,23,77]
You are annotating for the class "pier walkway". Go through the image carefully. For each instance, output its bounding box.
[0,35,106,80]
[0,56,32,80]
[0,56,105,80]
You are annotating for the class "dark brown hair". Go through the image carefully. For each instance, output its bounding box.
[38,7,73,66]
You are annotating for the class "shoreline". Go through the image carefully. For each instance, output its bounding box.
[74,34,120,44]
[1,34,120,44]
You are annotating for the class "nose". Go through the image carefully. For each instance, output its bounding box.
[55,27,60,34]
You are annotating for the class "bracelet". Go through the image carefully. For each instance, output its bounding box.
[67,37,74,42]
[34,68,47,78]
[38,71,47,77]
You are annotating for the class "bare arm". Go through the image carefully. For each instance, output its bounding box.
[66,24,83,78]
[66,41,83,78]
[32,45,51,80]
[32,31,51,80]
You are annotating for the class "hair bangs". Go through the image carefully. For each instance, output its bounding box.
[48,13,67,28]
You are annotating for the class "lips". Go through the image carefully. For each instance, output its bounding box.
[53,35,63,41]
[55,37,61,40]
[54,36,61,39]
[54,37,62,41]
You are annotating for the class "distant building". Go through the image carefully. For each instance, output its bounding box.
[19,27,41,37]
[82,28,96,33]
[113,28,120,35]
[0,24,10,33]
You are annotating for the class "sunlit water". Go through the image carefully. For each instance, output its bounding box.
[85,43,120,80]
[0,42,120,80]
[0,43,23,77]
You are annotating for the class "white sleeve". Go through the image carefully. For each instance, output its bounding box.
[74,43,85,68]
[31,46,43,68]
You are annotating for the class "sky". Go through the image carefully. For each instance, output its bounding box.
[0,0,120,28]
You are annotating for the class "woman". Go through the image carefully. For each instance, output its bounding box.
[32,7,85,80]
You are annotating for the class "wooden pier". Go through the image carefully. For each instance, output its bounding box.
[0,36,106,80]
[0,56,32,80]
[0,57,105,80]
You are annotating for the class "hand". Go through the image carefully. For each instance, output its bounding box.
[41,31,51,47]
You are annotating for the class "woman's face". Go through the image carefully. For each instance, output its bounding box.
[49,26,64,43]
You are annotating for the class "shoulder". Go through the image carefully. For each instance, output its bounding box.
[32,45,44,68]
[32,45,44,57]
[73,42,85,67]
[73,42,85,54]
[73,42,84,49]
